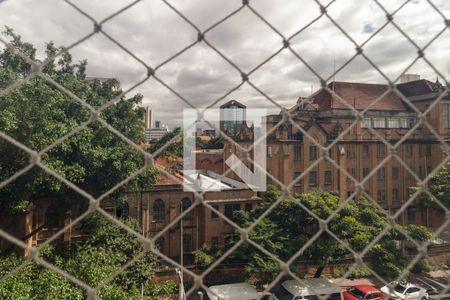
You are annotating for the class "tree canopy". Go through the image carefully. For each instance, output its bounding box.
[0,213,177,299]
[197,188,432,284]
[0,28,156,213]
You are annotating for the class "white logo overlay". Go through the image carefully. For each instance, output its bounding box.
[183,108,267,192]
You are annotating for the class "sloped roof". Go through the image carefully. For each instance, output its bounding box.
[396,79,435,97]
[309,80,440,111]
[320,82,406,110]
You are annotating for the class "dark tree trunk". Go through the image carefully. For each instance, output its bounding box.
[314,266,324,278]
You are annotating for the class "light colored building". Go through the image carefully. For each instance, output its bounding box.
[144,107,152,129]
[145,126,169,141]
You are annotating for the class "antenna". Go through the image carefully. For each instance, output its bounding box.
[333,57,336,91]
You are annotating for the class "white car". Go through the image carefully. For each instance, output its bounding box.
[381,281,429,300]
[270,278,343,300]
[204,282,260,300]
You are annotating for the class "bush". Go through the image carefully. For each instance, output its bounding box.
[348,266,372,279]
[411,260,431,273]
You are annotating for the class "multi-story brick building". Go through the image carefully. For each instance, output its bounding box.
[224,78,450,230]
[122,169,260,262]
[2,167,260,261]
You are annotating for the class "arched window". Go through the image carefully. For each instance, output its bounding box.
[44,205,60,229]
[155,237,165,254]
[153,199,165,222]
[116,203,129,219]
[181,198,193,220]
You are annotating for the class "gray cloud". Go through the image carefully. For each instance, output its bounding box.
[0,0,449,129]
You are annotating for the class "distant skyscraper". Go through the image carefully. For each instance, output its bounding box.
[220,100,246,137]
[144,107,152,129]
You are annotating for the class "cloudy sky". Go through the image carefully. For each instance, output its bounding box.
[0,0,449,128]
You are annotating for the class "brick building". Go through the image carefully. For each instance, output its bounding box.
[224,78,450,230]
[118,169,260,261]
[2,168,260,260]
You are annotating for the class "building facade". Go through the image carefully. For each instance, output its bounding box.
[224,78,450,230]
[4,170,260,261]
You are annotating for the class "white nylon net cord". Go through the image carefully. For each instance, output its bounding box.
[0,0,449,299]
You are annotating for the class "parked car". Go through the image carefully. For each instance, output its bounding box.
[204,282,260,300]
[343,285,384,300]
[270,278,343,300]
[381,281,429,300]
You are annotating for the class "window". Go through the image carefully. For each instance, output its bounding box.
[267,146,272,157]
[376,144,385,158]
[419,145,424,157]
[309,146,317,160]
[293,171,302,186]
[425,144,431,157]
[409,118,416,128]
[392,188,399,200]
[406,288,421,294]
[377,190,386,202]
[181,198,193,220]
[211,237,219,249]
[309,171,317,186]
[362,145,370,158]
[155,237,164,253]
[324,170,332,185]
[362,167,369,178]
[444,103,450,128]
[377,167,385,180]
[44,205,60,229]
[282,144,289,156]
[211,204,219,219]
[387,118,400,128]
[116,203,129,219]
[361,118,371,128]
[408,207,416,222]
[373,117,386,128]
[224,203,241,220]
[294,145,302,161]
[400,118,408,128]
[404,144,413,158]
[183,234,192,252]
[347,144,356,159]
[153,199,165,222]
[392,167,399,180]
[347,168,355,179]
[245,203,252,212]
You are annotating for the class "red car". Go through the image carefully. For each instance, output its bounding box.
[343,285,385,300]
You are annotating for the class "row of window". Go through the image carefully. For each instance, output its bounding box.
[210,203,253,220]
[361,117,416,129]
[377,188,401,202]
[152,198,192,222]
[291,164,431,186]
[273,144,432,161]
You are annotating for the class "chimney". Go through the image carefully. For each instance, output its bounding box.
[400,74,420,83]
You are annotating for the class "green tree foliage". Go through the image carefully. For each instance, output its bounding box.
[202,187,431,283]
[410,164,450,212]
[196,135,224,150]
[149,127,183,157]
[0,29,156,213]
[0,214,177,299]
